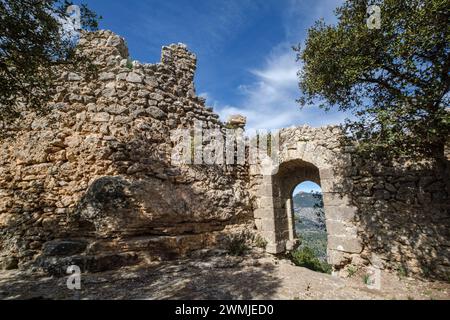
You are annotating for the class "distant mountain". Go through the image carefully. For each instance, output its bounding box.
[293,191,327,261]
[293,192,322,209]
[293,191,326,236]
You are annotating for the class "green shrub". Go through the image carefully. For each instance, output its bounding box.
[296,231,328,262]
[396,265,408,278]
[253,235,267,249]
[363,274,371,285]
[289,246,332,274]
[226,232,249,256]
[347,265,358,277]
[126,58,133,70]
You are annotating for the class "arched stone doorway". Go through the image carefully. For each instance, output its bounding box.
[293,181,328,262]
[272,159,322,252]
[251,144,362,268]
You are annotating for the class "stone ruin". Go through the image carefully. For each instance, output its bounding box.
[0,30,448,280]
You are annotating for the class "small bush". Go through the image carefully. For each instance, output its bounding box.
[396,265,408,278]
[289,247,332,274]
[363,274,371,285]
[296,231,328,262]
[347,265,358,277]
[126,58,133,70]
[226,232,249,256]
[254,235,267,249]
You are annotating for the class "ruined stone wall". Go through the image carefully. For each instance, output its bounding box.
[0,30,448,280]
[0,30,252,273]
[349,154,449,279]
[250,125,449,279]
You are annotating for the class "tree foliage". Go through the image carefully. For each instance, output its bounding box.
[0,0,100,127]
[296,0,449,160]
[289,246,332,274]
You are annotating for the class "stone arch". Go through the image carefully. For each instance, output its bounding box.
[272,159,322,252]
[252,138,362,268]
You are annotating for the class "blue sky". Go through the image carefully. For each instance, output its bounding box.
[81,0,347,132]
[293,181,322,195]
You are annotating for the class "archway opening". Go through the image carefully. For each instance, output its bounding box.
[292,181,328,263]
[267,158,333,273]
[256,157,357,273]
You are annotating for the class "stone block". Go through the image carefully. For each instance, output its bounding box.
[253,208,273,220]
[126,72,143,83]
[326,220,352,237]
[99,72,115,81]
[324,206,357,222]
[320,168,335,180]
[257,183,274,197]
[256,196,274,209]
[328,236,363,254]
[92,112,110,122]
[254,218,262,230]
[327,249,349,266]
[323,193,351,207]
[68,72,82,81]
[265,240,286,254]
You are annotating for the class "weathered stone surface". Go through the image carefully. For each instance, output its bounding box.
[0,29,448,281]
[67,72,82,81]
[1,257,18,270]
[126,72,142,83]
[326,220,357,237]
[43,240,88,257]
[147,106,166,120]
[92,112,110,122]
[0,30,253,275]
[99,72,115,81]
[328,236,363,254]
[324,206,356,222]
[227,114,247,128]
[37,253,139,276]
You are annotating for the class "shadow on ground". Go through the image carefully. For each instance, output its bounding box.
[0,256,280,300]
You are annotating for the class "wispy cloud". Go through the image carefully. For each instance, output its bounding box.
[111,0,348,130]
[209,0,348,131]
[214,43,346,131]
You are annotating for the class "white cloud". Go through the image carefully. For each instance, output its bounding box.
[250,49,299,88]
[208,0,348,131]
[213,43,347,132]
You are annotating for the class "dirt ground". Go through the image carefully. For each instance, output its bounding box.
[0,252,449,300]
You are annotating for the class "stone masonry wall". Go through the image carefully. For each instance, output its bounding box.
[250,125,449,280]
[0,30,252,274]
[0,30,448,280]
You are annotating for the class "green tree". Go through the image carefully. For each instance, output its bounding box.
[0,0,100,128]
[296,0,449,160]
